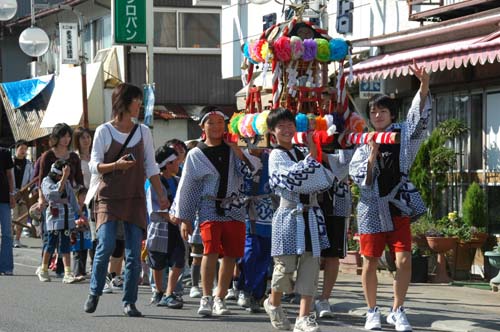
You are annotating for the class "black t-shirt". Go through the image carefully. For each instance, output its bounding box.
[14,158,27,190]
[0,148,14,203]
[377,143,401,216]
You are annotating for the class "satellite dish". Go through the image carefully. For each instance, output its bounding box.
[0,0,17,21]
[19,27,50,57]
[249,0,272,4]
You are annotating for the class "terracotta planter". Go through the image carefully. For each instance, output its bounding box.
[426,236,458,283]
[412,234,430,251]
[468,232,488,249]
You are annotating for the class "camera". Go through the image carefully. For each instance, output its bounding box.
[124,153,136,161]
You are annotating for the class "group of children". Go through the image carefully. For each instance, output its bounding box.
[36,65,429,332]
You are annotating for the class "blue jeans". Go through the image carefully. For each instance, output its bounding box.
[89,221,142,305]
[0,203,14,273]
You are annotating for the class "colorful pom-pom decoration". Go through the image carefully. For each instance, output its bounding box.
[324,114,334,129]
[345,113,366,133]
[230,113,245,135]
[295,113,309,132]
[255,111,270,135]
[252,39,266,63]
[290,36,304,61]
[274,36,291,62]
[260,41,273,62]
[243,42,258,65]
[315,38,330,63]
[315,116,327,131]
[302,39,317,62]
[246,114,257,137]
[329,38,349,61]
[237,113,247,136]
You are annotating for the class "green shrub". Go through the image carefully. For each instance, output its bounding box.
[462,182,487,228]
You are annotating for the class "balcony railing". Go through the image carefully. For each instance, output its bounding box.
[408,0,500,22]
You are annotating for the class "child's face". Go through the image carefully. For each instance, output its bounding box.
[271,119,296,145]
[164,157,180,177]
[369,106,393,131]
[201,114,226,140]
[78,193,86,206]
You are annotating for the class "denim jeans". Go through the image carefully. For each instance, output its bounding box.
[0,203,14,273]
[89,220,142,305]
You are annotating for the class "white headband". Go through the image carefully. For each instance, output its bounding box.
[157,154,177,169]
[199,111,227,125]
[50,165,62,175]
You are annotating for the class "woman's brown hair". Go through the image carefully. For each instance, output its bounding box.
[73,126,92,153]
[112,83,143,121]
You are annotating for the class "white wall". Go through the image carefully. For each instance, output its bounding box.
[221,0,421,79]
[151,119,189,149]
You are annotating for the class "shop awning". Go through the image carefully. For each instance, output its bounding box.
[41,62,103,129]
[0,75,54,142]
[350,31,500,82]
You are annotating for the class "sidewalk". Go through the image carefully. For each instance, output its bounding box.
[331,271,500,332]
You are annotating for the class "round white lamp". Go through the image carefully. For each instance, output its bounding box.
[0,0,17,21]
[19,27,50,57]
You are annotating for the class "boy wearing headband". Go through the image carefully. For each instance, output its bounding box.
[146,146,185,309]
[38,159,85,283]
[170,106,254,317]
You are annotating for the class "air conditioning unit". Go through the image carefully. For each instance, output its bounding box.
[192,0,230,6]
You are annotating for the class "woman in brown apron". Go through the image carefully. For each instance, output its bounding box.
[83,83,169,317]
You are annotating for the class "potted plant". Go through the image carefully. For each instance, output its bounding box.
[484,245,500,291]
[462,182,488,248]
[411,245,429,283]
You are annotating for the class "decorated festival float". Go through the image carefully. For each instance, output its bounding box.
[229,8,399,154]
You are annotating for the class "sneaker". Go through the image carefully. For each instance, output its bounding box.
[264,297,291,330]
[111,276,124,290]
[190,286,202,298]
[246,296,261,313]
[84,294,100,313]
[158,294,184,309]
[364,307,382,330]
[13,239,22,248]
[150,291,164,305]
[103,276,113,294]
[35,266,41,276]
[225,287,237,301]
[238,292,251,308]
[37,269,51,282]
[315,299,333,318]
[62,274,77,284]
[198,296,213,316]
[386,306,412,332]
[213,297,231,315]
[294,315,320,332]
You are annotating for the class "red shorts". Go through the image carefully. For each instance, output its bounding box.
[359,216,412,258]
[200,220,246,258]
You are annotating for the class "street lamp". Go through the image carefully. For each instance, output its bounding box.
[0,0,17,21]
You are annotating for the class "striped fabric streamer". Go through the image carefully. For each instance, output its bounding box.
[346,132,399,145]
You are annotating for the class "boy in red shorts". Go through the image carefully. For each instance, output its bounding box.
[349,63,430,332]
[170,106,254,317]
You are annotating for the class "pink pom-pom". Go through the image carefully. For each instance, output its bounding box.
[252,39,266,63]
[274,36,291,62]
[290,36,304,61]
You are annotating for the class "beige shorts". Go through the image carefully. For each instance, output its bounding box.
[271,252,320,296]
[12,203,28,225]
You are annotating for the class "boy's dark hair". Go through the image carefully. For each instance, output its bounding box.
[112,83,143,121]
[155,146,178,171]
[49,123,73,148]
[266,108,296,131]
[75,185,88,197]
[199,105,226,125]
[366,94,398,123]
[15,139,29,149]
[166,139,187,154]
[48,159,69,182]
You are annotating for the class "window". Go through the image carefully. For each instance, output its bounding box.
[94,16,112,53]
[152,8,221,53]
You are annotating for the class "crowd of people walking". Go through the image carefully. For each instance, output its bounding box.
[0,63,429,332]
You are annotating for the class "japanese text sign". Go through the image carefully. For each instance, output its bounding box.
[113,0,146,45]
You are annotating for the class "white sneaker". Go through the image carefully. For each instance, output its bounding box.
[264,297,291,330]
[35,266,41,276]
[13,239,22,248]
[213,296,231,315]
[238,292,251,308]
[294,315,321,332]
[190,286,202,298]
[225,287,238,301]
[37,269,51,282]
[314,299,333,318]
[198,296,213,316]
[62,274,77,284]
[364,307,382,330]
[103,276,113,294]
[387,307,412,332]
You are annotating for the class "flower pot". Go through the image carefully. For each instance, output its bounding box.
[449,241,476,280]
[484,251,500,284]
[426,237,458,283]
[411,255,429,283]
[468,232,488,249]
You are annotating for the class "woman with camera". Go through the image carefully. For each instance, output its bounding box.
[84,83,169,317]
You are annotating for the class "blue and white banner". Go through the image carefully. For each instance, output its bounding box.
[143,83,155,127]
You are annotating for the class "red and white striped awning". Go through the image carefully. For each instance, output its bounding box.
[350,31,500,82]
